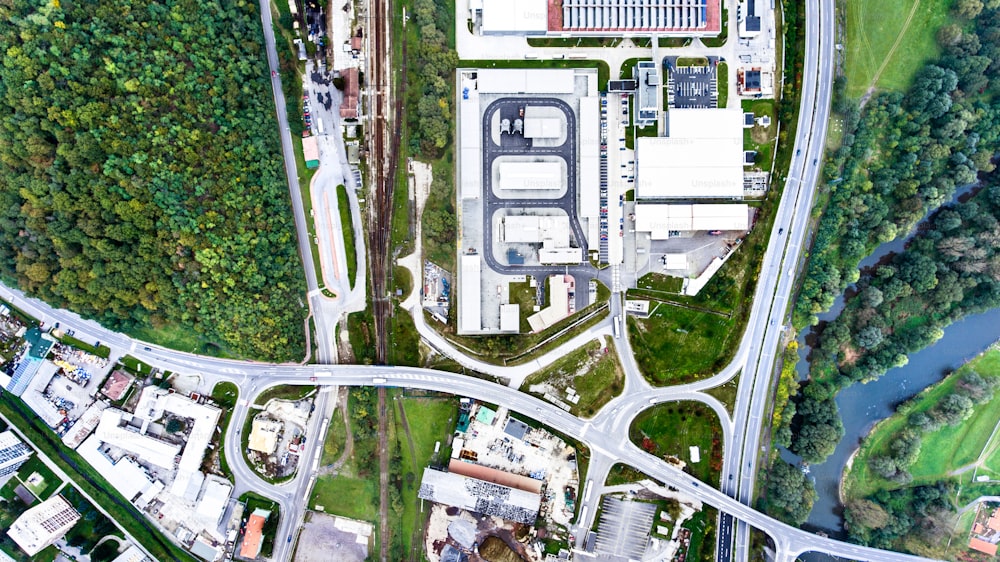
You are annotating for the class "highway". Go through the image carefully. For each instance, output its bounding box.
[724,0,838,559]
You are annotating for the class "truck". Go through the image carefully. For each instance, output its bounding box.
[372,377,388,385]
[317,118,324,135]
[613,316,621,339]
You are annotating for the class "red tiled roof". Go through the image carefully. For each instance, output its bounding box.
[340,68,359,119]
[239,511,269,559]
[100,370,133,401]
[969,537,998,556]
[448,459,542,494]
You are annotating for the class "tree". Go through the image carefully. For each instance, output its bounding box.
[957,0,985,18]
[765,459,817,525]
[846,499,891,530]
[856,326,884,349]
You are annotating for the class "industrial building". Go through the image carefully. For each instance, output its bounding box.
[77,433,159,503]
[0,431,31,479]
[7,495,80,556]
[633,204,750,237]
[496,162,563,191]
[249,417,283,455]
[635,109,745,199]
[738,0,761,37]
[472,0,722,35]
[417,467,541,525]
[635,61,660,128]
[501,215,570,246]
[555,0,720,34]
[475,0,549,34]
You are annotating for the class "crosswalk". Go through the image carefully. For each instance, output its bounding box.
[612,265,622,293]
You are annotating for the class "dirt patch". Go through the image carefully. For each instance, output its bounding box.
[479,536,525,562]
[840,344,861,367]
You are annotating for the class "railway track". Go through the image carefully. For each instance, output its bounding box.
[365,0,405,557]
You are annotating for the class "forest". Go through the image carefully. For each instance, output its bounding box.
[405,0,457,159]
[0,0,307,360]
[786,3,1000,466]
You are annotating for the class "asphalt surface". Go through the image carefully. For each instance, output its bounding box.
[0,279,940,562]
[723,0,838,559]
[480,97,593,311]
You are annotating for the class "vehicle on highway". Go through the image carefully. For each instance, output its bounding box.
[778,228,783,234]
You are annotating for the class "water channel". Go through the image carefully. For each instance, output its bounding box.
[784,183,1000,537]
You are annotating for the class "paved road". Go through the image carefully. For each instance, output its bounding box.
[724,0,837,559]
[0,278,940,560]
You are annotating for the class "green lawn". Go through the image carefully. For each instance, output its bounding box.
[635,272,683,294]
[1,456,62,501]
[210,381,239,409]
[717,62,728,108]
[630,402,723,485]
[126,324,237,359]
[310,470,377,520]
[742,99,777,173]
[605,463,658,486]
[320,412,348,466]
[253,384,314,406]
[845,346,1000,499]
[397,394,458,557]
[703,373,739,416]
[520,339,624,418]
[629,305,734,385]
[844,0,954,98]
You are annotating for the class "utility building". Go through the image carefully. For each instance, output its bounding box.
[497,162,563,191]
[634,204,750,237]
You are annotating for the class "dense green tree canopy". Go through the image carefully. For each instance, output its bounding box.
[0,0,307,360]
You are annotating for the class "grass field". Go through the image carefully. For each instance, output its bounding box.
[320,412,348,466]
[844,0,954,98]
[337,184,358,289]
[742,99,777,173]
[253,384,314,406]
[127,324,237,359]
[630,402,723,484]
[520,339,624,418]
[397,394,458,557]
[629,304,735,385]
[845,346,1000,499]
[6,456,62,501]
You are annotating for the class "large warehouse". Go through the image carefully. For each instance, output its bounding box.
[501,215,571,246]
[473,0,722,35]
[497,162,563,191]
[634,204,750,237]
[636,109,744,199]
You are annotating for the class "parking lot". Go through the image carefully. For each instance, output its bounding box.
[593,496,657,558]
[665,57,719,109]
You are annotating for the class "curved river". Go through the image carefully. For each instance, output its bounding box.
[784,182,1000,537]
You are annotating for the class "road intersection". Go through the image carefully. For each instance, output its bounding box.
[0,1,939,561]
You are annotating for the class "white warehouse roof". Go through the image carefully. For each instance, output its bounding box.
[634,204,750,238]
[459,255,482,333]
[497,162,563,191]
[502,215,570,245]
[476,69,576,94]
[481,0,549,34]
[637,109,744,199]
[524,118,561,139]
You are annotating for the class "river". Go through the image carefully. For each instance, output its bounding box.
[785,183,1000,537]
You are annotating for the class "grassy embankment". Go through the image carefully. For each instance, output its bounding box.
[337,184,358,288]
[844,0,954,98]
[520,339,624,418]
[845,347,1000,500]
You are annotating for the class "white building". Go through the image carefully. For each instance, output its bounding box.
[497,162,563,191]
[636,109,745,199]
[417,467,540,524]
[94,409,181,470]
[459,254,483,333]
[7,495,80,556]
[479,0,549,34]
[633,204,750,237]
[0,431,31,479]
[501,215,570,246]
